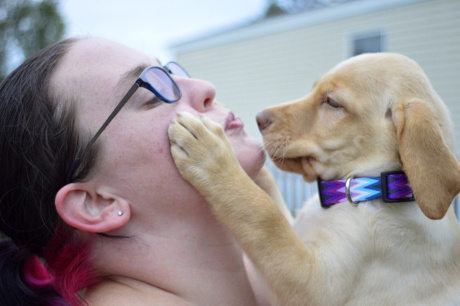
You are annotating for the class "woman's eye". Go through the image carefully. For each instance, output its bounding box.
[324,96,342,108]
[147,96,162,107]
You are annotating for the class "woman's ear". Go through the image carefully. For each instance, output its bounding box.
[55,183,130,233]
[392,98,460,219]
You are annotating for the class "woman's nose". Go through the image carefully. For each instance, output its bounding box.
[178,78,216,112]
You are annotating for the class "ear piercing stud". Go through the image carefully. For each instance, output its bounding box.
[117,210,123,216]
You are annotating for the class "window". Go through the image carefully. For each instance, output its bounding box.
[350,31,385,56]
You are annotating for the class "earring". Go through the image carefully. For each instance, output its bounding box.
[117,210,123,216]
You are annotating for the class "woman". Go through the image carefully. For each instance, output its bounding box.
[0,37,274,305]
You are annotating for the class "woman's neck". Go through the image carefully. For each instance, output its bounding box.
[86,204,258,305]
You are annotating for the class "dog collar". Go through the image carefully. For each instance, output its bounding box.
[317,171,415,208]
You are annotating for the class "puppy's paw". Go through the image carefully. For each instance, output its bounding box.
[168,112,239,192]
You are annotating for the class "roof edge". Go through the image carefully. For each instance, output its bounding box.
[170,0,424,54]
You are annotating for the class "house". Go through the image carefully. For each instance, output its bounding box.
[170,0,460,216]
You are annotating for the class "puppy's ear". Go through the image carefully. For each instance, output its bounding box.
[392,98,460,219]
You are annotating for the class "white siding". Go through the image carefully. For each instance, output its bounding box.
[173,0,460,215]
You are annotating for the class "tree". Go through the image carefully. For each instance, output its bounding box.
[0,0,65,82]
[264,0,287,18]
[264,0,355,18]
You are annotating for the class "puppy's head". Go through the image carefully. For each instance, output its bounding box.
[258,53,460,219]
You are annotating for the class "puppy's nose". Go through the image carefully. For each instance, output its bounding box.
[256,111,272,132]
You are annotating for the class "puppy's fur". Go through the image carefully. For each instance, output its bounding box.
[169,53,460,305]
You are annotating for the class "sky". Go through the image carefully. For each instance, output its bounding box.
[59,0,268,62]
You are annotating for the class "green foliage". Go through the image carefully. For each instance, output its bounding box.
[0,0,65,82]
[264,3,287,18]
[263,0,354,18]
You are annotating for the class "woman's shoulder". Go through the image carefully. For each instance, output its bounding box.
[84,278,194,306]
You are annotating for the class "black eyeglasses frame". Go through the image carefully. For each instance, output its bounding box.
[66,61,189,183]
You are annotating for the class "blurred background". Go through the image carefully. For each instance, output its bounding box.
[1,0,459,217]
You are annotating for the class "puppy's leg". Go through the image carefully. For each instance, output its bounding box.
[169,113,314,305]
[254,166,294,225]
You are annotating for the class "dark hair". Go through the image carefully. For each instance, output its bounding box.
[0,38,99,305]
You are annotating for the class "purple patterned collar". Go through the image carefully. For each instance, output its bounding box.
[317,171,415,208]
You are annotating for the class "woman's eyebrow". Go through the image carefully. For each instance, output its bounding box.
[116,64,149,88]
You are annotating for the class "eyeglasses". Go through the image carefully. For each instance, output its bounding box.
[67,61,190,182]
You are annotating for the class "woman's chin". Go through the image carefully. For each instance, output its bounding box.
[230,135,266,179]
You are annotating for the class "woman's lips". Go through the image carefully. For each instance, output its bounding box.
[224,112,244,131]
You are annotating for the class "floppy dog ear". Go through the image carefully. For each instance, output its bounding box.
[392,98,460,219]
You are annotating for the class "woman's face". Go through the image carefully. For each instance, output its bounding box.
[52,38,265,221]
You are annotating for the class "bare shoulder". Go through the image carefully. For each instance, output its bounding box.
[84,278,193,306]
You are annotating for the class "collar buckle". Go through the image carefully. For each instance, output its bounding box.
[380,171,415,203]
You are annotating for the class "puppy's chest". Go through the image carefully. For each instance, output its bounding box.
[297,200,460,303]
[347,264,460,305]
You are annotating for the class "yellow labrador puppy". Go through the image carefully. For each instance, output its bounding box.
[168,53,460,305]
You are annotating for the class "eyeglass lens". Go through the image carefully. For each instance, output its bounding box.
[145,68,180,101]
[166,62,190,78]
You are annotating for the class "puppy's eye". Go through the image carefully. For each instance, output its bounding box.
[325,96,342,108]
